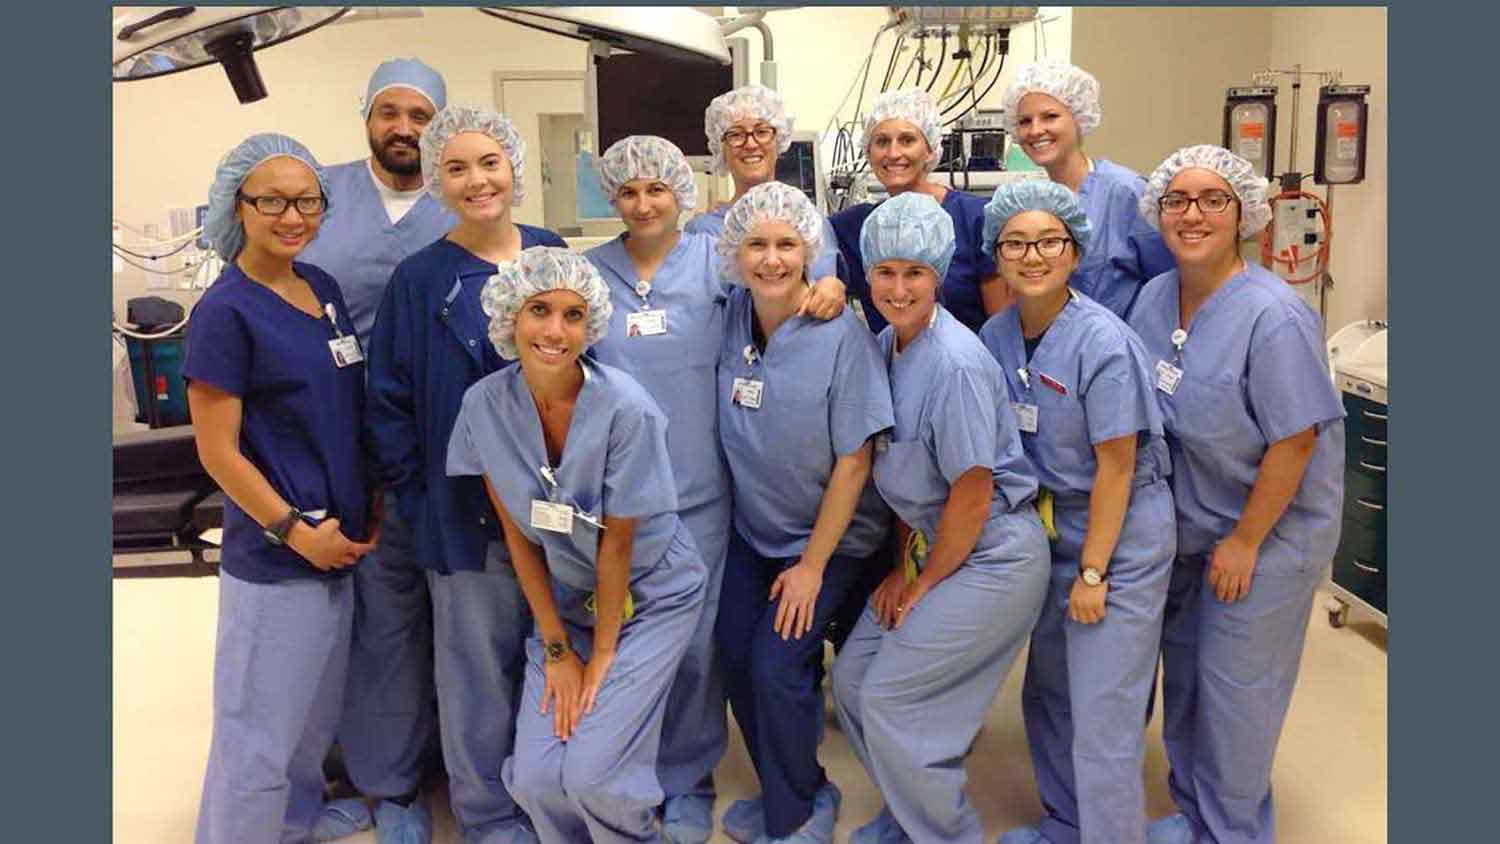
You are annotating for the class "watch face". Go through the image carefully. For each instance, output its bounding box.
[546,641,566,661]
[1081,568,1103,586]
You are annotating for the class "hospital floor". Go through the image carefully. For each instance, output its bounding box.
[113,574,1388,843]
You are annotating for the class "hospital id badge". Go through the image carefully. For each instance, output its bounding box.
[731,377,764,409]
[1012,402,1039,433]
[530,499,574,533]
[1155,360,1183,395]
[328,335,364,367]
[626,309,667,337]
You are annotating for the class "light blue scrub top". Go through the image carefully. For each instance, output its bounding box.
[447,359,682,593]
[717,287,894,559]
[874,306,1038,549]
[1073,159,1176,321]
[978,289,1170,506]
[299,160,457,346]
[586,232,732,513]
[1128,263,1345,564]
[685,205,843,281]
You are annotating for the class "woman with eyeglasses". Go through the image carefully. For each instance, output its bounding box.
[686,84,846,321]
[976,181,1175,844]
[1126,146,1345,844]
[186,133,378,844]
[364,105,568,843]
[829,89,997,335]
[1000,61,1175,320]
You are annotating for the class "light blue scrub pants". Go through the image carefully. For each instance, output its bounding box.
[1020,483,1175,844]
[339,488,436,800]
[656,494,732,801]
[426,544,533,842]
[1159,548,1324,844]
[506,529,708,844]
[832,510,1050,844]
[196,570,354,844]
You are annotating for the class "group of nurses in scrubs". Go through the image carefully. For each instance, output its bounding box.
[182,49,1345,843]
[187,134,377,844]
[977,181,1175,844]
[711,181,894,844]
[448,247,708,844]
[365,105,567,844]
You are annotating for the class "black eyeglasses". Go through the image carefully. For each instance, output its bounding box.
[1159,190,1236,216]
[997,236,1073,261]
[722,126,776,148]
[237,192,327,217]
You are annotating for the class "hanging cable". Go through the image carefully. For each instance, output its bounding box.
[112,239,195,260]
[1259,189,1333,284]
[112,248,203,276]
[896,33,922,88]
[944,51,1006,127]
[940,31,994,116]
[880,33,906,92]
[924,30,948,93]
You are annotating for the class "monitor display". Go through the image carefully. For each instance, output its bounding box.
[776,140,819,204]
[594,52,733,156]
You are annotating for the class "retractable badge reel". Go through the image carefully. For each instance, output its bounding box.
[1012,368,1038,433]
[731,344,764,409]
[625,279,667,337]
[326,303,363,367]
[1155,329,1187,395]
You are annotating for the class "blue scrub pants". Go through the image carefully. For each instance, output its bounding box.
[1020,483,1174,844]
[196,570,354,844]
[656,494,732,801]
[832,510,1050,844]
[339,488,436,800]
[427,544,533,841]
[506,529,707,844]
[1159,549,1323,844]
[715,528,871,838]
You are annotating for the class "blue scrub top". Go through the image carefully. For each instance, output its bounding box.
[586,232,732,513]
[874,306,1038,549]
[831,188,994,334]
[1128,263,1345,563]
[1072,159,1176,321]
[447,359,682,593]
[365,226,568,574]
[978,289,1171,505]
[718,287,894,559]
[298,159,457,347]
[684,204,843,281]
[182,261,369,583]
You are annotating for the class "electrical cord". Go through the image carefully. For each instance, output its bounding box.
[944,51,1006,127]
[113,239,194,260]
[1259,189,1333,284]
[924,31,948,93]
[113,248,203,276]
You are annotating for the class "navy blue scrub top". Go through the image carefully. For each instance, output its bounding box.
[182,261,370,583]
[364,226,568,574]
[830,187,995,335]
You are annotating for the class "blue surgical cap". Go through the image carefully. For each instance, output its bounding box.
[981,180,1093,260]
[481,247,614,360]
[361,58,446,118]
[596,136,700,212]
[859,191,956,279]
[203,133,331,261]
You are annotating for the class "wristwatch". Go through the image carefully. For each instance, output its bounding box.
[263,508,302,547]
[545,639,569,664]
[1079,565,1107,587]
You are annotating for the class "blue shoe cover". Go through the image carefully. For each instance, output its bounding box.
[849,806,909,844]
[1147,813,1195,844]
[997,826,1047,844]
[375,798,433,844]
[753,782,840,844]
[662,793,715,844]
[313,798,373,842]
[721,795,765,844]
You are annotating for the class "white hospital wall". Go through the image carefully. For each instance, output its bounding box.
[1070,7,1275,175]
[1269,6,1388,329]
